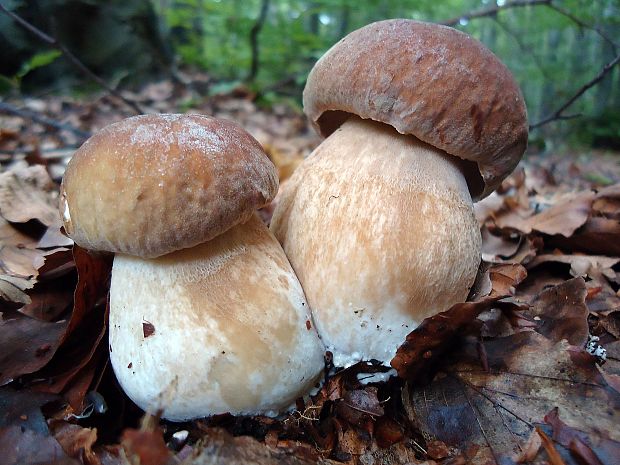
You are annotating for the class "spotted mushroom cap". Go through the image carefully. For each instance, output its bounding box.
[60,114,278,258]
[303,19,528,200]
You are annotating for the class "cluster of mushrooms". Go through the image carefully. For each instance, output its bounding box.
[60,20,527,421]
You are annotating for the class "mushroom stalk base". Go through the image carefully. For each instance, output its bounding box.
[271,117,481,367]
[109,214,325,421]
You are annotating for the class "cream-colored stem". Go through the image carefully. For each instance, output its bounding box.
[271,117,481,367]
[109,214,324,421]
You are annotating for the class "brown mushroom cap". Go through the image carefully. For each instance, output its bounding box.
[303,19,528,200]
[60,114,278,258]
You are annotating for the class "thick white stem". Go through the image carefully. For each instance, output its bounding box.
[109,214,325,420]
[271,117,481,367]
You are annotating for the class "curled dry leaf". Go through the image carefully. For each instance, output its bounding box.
[529,277,589,346]
[391,263,527,382]
[527,254,619,280]
[121,427,170,465]
[496,190,595,237]
[50,422,99,465]
[0,163,60,227]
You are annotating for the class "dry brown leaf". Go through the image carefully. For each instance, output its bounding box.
[51,422,100,465]
[0,163,60,227]
[0,316,68,385]
[405,331,619,465]
[121,427,170,465]
[527,254,619,280]
[529,277,589,346]
[0,274,33,304]
[513,428,542,463]
[496,191,595,237]
[0,426,80,465]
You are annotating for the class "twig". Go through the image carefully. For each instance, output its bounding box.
[441,0,551,27]
[493,19,553,82]
[0,3,143,114]
[545,3,618,54]
[0,101,92,139]
[247,0,270,82]
[530,52,620,130]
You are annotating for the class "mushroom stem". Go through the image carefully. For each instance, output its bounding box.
[271,117,481,367]
[109,214,325,421]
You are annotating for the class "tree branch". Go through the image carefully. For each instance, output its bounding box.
[0,101,92,140]
[530,52,620,130]
[545,3,618,55]
[441,0,551,27]
[0,2,144,114]
[247,0,270,82]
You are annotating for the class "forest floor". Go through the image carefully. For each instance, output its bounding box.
[1,82,619,465]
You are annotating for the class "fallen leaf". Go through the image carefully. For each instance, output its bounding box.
[0,163,60,227]
[404,332,619,464]
[121,427,170,465]
[51,422,100,465]
[0,426,80,465]
[0,315,68,385]
[529,278,589,346]
[496,191,594,237]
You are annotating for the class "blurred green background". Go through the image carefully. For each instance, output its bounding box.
[1,0,619,149]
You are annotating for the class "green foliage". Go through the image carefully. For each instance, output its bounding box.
[1,0,620,146]
[573,109,620,150]
[16,50,62,79]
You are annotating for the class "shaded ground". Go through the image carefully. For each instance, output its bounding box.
[1,82,619,464]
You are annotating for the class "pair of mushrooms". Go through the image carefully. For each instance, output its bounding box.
[60,20,527,421]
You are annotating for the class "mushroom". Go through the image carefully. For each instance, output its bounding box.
[60,114,325,420]
[270,20,528,368]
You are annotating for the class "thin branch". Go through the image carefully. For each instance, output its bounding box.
[247,0,270,82]
[493,18,552,82]
[530,52,620,130]
[440,0,550,27]
[0,3,143,114]
[0,101,92,139]
[545,3,618,55]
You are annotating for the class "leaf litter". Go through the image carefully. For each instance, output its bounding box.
[1,85,619,464]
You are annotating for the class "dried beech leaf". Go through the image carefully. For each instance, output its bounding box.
[405,332,619,464]
[51,422,99,465]
[549,217,620,256]
[121,427,170,465]
[0,388,59,432]
[528,254,619,279]
[496,190,595,237]
[0,164,60,227]
[0,426,80,465]
[0,316,68,385]
[0,274,33,304]
[529,277,589,346]
[178,428,328,465]
[0,216,39,249]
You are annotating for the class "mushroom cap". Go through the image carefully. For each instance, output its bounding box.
[60,114,278,258]
[303,19,528,200]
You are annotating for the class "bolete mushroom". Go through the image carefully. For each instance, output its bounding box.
[60,114,325,420]
[270,20,528,367]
